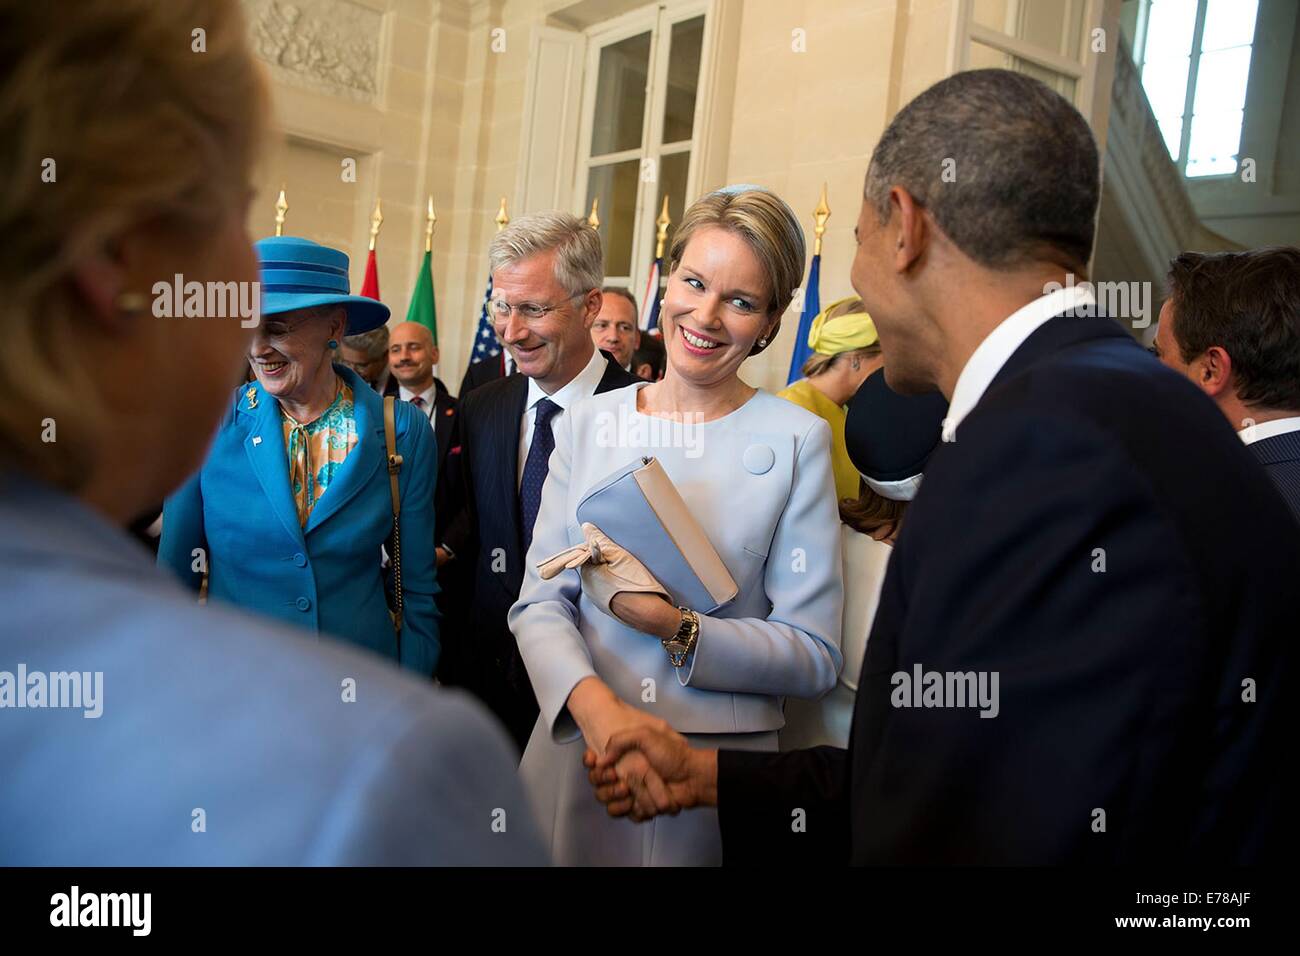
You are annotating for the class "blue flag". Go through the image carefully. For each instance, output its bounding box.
[786,253,820,384]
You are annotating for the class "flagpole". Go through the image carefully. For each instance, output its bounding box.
[486,198,510,375]
[640,196,671,334]
[655,194,670,259]
[361,198,383,301]
[813,182,830,255]
[369,198,383,251]
[274,186,288,237]
[787,184,830,385]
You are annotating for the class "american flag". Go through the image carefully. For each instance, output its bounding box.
[468,273,501,365]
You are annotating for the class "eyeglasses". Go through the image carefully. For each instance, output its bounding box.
[490,292,584,322]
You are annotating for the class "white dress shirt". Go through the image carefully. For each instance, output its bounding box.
[517,347,607,488]
[943,285,1096,443]
[1238,416,1300,445]
[398,382,438,424]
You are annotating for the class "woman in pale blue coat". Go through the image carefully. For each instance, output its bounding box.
[160,237,440,675]
[509,186,844,865]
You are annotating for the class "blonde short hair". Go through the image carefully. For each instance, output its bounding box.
[488,212,603,297]
[668,187,806,356]
[0,0,267,488]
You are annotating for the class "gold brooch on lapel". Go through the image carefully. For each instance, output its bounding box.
[245,386,258,409]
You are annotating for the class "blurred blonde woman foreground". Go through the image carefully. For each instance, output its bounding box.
[509,185,845,865]
[0,0,541,865]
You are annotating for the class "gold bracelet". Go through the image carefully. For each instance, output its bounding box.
[663,606,699,668]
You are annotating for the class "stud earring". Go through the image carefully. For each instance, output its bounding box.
[115,292,149,315]
[328,339,339,350]
[758,337,768,348]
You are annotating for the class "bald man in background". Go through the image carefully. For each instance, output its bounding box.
[384,323,463,674]
[386,319,458,542]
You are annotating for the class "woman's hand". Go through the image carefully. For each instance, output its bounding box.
[566,676,672,757]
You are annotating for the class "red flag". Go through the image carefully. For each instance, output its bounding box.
[360,249,380,300]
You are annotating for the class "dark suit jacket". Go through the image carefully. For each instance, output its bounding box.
[718,314,1299,865]
[1248,430,1300,524]
[458,353,508,399]
[442,351,638,751]
[384,376,459,543]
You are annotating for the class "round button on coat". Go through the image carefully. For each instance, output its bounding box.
[292,552,307,567]
[743,444,775,475]
[295,596,311,611]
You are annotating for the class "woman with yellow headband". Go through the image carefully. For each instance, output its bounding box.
[777,296,884,500]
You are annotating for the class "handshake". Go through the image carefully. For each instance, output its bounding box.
[581,723,720,823]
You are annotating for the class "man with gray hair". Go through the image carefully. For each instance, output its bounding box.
[439,211,636,751]
[339,325,391,392]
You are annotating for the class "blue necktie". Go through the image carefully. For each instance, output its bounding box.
[520,398,561,553]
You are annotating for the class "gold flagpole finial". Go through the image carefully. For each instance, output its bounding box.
[495,197,510,233]
[812,183,831,256]
[424,196,437,253]
[587,197,600,230]
[368,198,384,251]
[654,195,671,259]
[274,186,289,237]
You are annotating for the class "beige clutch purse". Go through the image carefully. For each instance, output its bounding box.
[540,456,738,612]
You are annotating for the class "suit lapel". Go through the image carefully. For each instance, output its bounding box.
[304,366,385,535]
[238,382,306,548]
[488,375,528,592]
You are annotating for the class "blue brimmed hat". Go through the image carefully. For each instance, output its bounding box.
[255,236,389,335]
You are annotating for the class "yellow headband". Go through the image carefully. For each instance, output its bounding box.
[808,296,879,355]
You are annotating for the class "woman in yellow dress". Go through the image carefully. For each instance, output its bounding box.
[777,297,883,501]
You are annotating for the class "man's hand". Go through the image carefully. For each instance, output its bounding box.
[583,724,718,822]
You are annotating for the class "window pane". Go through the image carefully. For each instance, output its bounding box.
[650,151,691,259]
[1186,109,1243,176]
[662,16,704,144]
[1193,46,1252,114]
[586,160,641,277]
[1201,0,1258,51]
[1142,55,1191,118]
[1143,0,1197,63]
[968,41,1076,100]
[590,32,652,157]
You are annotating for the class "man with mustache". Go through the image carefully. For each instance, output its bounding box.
[386,321,458,558]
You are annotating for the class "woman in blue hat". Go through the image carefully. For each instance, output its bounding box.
[159,237,440,675]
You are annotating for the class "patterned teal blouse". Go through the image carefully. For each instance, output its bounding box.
[280,379,358,525]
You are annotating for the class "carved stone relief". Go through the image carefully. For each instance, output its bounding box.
[242,0,383,102]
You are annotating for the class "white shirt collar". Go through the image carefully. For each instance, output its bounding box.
[942,285,1096,442]
[1238,416,1300,445]
[398,382,438,410]
[525,347,606,414]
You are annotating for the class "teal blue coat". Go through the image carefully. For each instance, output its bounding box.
[159,365,439,674]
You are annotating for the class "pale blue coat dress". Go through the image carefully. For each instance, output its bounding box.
[509,382,844,865]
